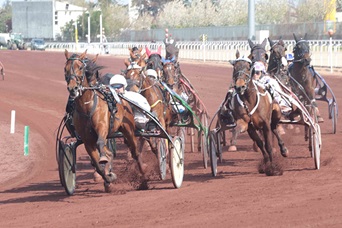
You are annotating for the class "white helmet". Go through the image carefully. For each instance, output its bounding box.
[146,69,158,79]
[110,74,127,89]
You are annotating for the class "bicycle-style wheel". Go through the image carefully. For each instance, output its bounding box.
[170,136,184,188]
[200,113,209,169]
[209,131,218,177]
[59,143,76,195]
[157,138,168,180]
[330,102,337,134]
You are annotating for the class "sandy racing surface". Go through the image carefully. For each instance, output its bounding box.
[0,50,342,227]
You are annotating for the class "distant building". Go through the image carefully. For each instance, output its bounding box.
[12,0,85,40]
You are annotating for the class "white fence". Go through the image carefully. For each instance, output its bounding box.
[46,40,342,68]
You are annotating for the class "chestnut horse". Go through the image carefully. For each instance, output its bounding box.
[64,50,145,191]
[125,63,172,134]
[288,33,323,122]
[124,47,146,68]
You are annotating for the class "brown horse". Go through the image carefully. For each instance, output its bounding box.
[125,65,172,134]
[267,37,290,87]
[64,49,145,191]
[124,46,146,68]
[288,33,323,122]
[228,56,287,175]
[145,46,163,79]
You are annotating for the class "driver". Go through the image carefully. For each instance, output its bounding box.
[109,74,157,131]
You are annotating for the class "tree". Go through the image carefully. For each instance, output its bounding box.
[0,0,12,33]
[255,0,289,24]
[296,0,327,22]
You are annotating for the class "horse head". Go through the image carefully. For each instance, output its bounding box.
[293,33,311,65]
[125,63,143,92]
[161,57,178,88]
[64,49,100,99]
[248,38,268,65]
[124,46,147,68]
[145,46,163,78]
[229,56,252,95]
[268,37,290,86]
[268,37,288,71]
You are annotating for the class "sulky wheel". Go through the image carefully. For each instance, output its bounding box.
[59,142,76,195]
[200,113,209,169]
[209,131,218,177]
[311,124,321,170]
[157,138,168,180]
[330,102,337,134]
[170,136,184,188]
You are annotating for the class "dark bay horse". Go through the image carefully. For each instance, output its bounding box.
[288,33,323,122]
[145,46,163,79]
[64,49,145,191]
[229,57,287,175]
[267,37,290,87]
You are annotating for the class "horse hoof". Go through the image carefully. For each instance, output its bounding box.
[99,156,109,163]
[104,182,113,193]
[278,125,285,135]
[295,127,301,134]
[228,145,237,152]
[281,148,289,157]
[108,172,117,182]
[93,171,102,182]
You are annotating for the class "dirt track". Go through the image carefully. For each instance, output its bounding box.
[0,50,342,227]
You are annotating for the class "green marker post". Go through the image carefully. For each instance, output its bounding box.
[24,126,29,156]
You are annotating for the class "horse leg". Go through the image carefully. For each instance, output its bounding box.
[120,124,146,175]
[97,135,110,163]
[84,143,116,185]
[228,128,238,152]
[272,123,289,157]
[271,108,288,157]
[247,125,268,163]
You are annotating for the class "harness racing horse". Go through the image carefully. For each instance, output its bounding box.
[229,57,288,175]
[267,37,290,87]
[125,63,172,134]
[64,49,145,191]
[145,46,164,79]
[229,38,269,152]
[124,47,147,68]
[288,33,323,122]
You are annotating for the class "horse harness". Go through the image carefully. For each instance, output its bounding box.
[66,56,119,133]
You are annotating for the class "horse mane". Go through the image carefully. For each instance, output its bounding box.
[85,59,105,83]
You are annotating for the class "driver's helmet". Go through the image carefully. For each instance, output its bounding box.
[253,61,266,73]
[110,74,127,89]
[286,53,294,61]
[146,69,158,80]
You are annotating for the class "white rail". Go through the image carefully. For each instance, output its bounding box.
[46,40,342,68]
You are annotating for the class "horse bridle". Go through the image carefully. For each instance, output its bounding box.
[233,67,252,95]
[65,57,87,98]
[293,40,311,63]
[162,62,179,88]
